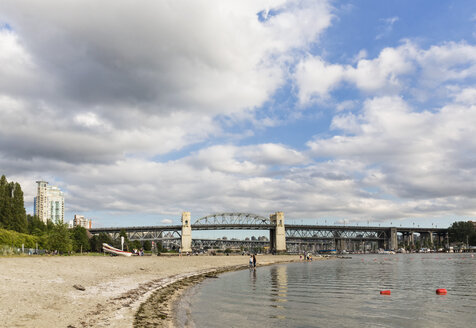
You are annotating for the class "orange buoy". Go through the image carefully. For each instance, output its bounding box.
[380,290,391,295]
[436,288,447,295]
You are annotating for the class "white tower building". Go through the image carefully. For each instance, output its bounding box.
[34,181,65,223]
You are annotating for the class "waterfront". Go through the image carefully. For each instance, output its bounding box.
[0,255,297,328]
[179,254,475,327]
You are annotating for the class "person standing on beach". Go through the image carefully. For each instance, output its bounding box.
[249,255,253,268]
[252,254,257,268]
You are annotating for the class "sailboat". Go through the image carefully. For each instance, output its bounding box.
[102,243,133,256]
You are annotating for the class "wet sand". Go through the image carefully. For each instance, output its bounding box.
[0,254,298,327]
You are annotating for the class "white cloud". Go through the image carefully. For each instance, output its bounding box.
[336,100,358,112]
[74,112,108,129]
[417,42,476,88]
[308,96,476,211]
[375,16,399,40]
[161,219,173,225]
[295,41,476,103]
[452,87,476,104]
[330,112,361,134]
[352,49,367,63]
[294,56,345,103]
[0,0,334,165]
[185,143,308,175]
[345,44,414,92]
[0,30,44,98]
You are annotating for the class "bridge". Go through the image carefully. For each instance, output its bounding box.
[89,212,449,253]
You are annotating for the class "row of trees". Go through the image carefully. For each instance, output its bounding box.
[1,213,90,254]
[449,221,476,246]
[0,175,28,233]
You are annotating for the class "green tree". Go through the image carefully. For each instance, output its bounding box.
[11,183,27,233]
[155,241,164,253]
[143,240,152,251]
[47,222,73,254]
[90,232,113,252]
[0,175,13,229]
[27,215,47,235]
[449,221,476,245]
[415,240,421,250]
[71,226,91,252]
[46,219,55,232]
[131,240,142,250]
[0,176,4,229]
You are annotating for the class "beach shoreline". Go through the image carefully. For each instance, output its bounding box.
[136,257,309,327]
[0,254,299,328]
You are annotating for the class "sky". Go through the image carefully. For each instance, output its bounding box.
[1,0,476,231]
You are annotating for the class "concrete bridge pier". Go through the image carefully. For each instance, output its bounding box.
[429,231,434,245]
[333,230,341,252]
[389,227,398,250]
[181,212,192,253]
[420,231,434,247]
[335,238,346,252]
[403,231,415,248]
[436,232,447,247]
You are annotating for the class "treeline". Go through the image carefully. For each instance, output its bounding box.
[0,215,92,254]
[449,221,476,246]
[0,175,27,233]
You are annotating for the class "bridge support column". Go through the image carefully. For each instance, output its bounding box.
[270,212,286,253]
[389,227,398,250]
[336,239,345,252]
[181,212,192,253]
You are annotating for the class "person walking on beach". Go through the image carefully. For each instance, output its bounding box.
[249,255,253,268]
[252,254,257,268]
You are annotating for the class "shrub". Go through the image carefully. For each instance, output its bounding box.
[0,228,41,248]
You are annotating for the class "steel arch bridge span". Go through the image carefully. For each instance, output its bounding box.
[193,212,270,227]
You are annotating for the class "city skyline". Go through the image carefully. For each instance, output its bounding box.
[1,1,476,228]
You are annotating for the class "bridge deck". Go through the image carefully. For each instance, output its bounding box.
[89,224,448,233]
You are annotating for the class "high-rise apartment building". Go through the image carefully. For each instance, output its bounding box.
[73,215,92,229]
[34,181,65,223]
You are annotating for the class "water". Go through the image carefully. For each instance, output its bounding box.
[178,254,476,327]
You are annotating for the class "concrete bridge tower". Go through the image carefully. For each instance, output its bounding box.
[181,212,192,253]
[270,212,286,253]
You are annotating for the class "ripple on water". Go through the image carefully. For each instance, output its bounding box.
[185,254,476,328]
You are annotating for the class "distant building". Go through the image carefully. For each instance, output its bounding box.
[73,215,92,229]
[34,181,64,224]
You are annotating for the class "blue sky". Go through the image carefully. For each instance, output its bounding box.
[1,0,476,232]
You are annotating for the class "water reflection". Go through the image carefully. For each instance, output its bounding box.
[249,267,257,291]
[269,265,287,318]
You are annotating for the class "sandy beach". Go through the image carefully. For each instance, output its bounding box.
[0,254,299,327]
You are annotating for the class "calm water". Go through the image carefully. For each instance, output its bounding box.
[177,254,475,327]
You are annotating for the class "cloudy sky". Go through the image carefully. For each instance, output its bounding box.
[1,0,476,229]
